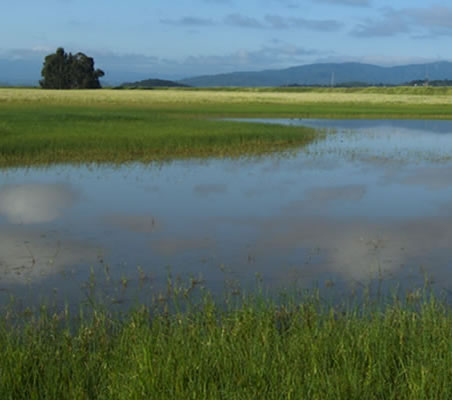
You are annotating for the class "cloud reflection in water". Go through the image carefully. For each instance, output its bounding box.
[0,183,77,224]
[0,226,97,284]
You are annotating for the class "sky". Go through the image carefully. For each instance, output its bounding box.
[2,0,452,84]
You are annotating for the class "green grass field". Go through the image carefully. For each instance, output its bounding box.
[1,288,451,399]
[2,87,452,167]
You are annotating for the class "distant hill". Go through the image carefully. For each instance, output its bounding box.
[0,58,41,86]
[120,78,189,88]
[179,62,452,87]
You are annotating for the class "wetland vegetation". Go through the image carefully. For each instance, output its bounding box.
[3,87,452,167]
[1,285,452,399]
[3,87,452,397]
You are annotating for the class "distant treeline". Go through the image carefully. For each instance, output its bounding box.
[407,79,452,87]
[284,82,390,88]
[119,79,190,89]
[284,79,452,88]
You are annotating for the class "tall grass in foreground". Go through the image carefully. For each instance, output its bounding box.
[1,288,452,399]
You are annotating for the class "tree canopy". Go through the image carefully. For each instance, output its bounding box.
[40,48,105,89]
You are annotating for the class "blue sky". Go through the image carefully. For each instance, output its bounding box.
[2,0,452,83]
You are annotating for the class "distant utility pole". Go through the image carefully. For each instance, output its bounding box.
[330,71,335,87]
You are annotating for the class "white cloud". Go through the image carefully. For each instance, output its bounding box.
[224,13,343,31]
[351,7,410,37]
[352,5,452,38]
[182,44,321,72]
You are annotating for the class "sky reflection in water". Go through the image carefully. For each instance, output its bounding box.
[1,119,452,306]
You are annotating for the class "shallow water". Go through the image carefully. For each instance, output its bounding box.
[2,119,452,307]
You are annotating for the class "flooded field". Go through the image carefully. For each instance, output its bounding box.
[2,119,452,307]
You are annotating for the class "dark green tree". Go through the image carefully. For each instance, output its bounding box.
[40,48,105,89]
[39,48,69,89]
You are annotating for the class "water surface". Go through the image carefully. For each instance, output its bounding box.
[2,119,452,307]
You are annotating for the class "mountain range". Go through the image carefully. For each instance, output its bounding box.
[3,59,452,88]
[178,62,452,87]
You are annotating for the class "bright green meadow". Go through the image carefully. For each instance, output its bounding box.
[3,87,452,398]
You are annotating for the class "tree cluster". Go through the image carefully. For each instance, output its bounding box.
[408,79,452,87]
[40,48,105,89]
[120,78,189,89]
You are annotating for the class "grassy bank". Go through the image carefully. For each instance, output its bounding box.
[2,87,452,167]
[1,289,452,399]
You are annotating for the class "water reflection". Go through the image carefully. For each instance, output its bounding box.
[193,184,228,197]
[0,225,97,284]
[235,118,452,134]
[103,214,162,234]
[286,184,367,212]
[1,119,452,306]
[383,166,452,189]
[0,183,77,224]
[232,118,452,162]
[216,215,452,282]
[152,237,215,255]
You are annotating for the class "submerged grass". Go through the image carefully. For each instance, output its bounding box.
[2,87,452,167]
[1,287,452,399]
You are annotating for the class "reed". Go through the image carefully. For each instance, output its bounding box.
[0,287,451,399]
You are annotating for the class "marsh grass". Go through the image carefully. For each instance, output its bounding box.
[0,101,319,167]
[2,88,452,167]
[1,282,452,399]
